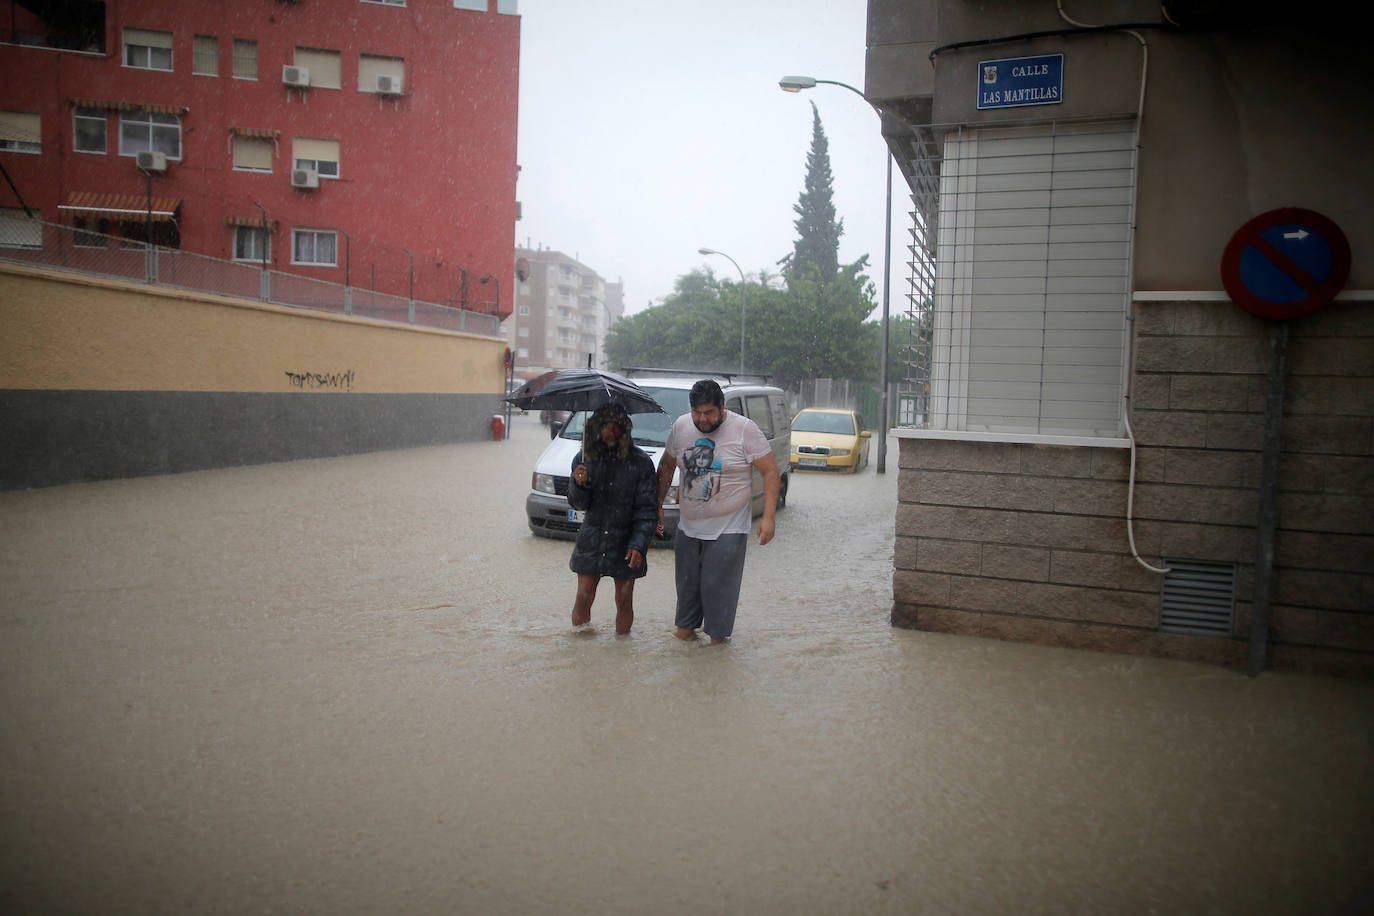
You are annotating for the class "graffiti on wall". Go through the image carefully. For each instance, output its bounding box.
[285,369,356,391]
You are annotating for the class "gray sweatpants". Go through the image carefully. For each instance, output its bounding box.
[673,533,748,639]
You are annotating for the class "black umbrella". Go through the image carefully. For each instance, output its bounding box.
[504,368,665,415]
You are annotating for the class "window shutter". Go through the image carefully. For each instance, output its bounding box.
[358,54,404,92]
[932,122,1134,437]
[292,137,339,163]
[0,110,40,144]
[233,135,272,170]
[293,48,342,89]
[124,28,172,49]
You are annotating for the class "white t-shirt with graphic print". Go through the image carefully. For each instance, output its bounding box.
[666,409,770,540]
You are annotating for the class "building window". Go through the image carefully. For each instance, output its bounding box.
[453,0,486,9]
[292,228,337,266]
[930,121,1135,438]
[358,54,405,94]
[363,0,406,6]
[119,109,181,159]
[232,135,273,172]
[234,225,269,262]
[193,34,218,76]
[73,107,106,153]
[233,38,257,79]
[292,137,340,178]
[123,28,172,71]
[293,47,342,89]
[496,0,517,13]
[0,207,42,249]
[518,305,530,316]
[517,326,529,337]
[73,217,107,248]
[0,111,41,154]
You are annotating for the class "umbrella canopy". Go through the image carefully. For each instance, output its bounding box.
[504,368,665,415]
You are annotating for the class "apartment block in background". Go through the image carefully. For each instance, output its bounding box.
[0,0,520,317]
[507,246,624,378]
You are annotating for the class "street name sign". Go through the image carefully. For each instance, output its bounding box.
[977,53,1064,109]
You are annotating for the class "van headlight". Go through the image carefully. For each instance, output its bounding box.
[532,473,558,494]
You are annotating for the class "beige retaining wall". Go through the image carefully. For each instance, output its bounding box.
[1,263,508,489]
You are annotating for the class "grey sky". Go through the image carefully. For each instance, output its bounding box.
[515,0,895,318]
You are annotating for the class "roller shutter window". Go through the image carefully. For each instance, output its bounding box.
[293,47,342,90]
[0,110,41,154]
[931,121,1135,438]
[233,135,273,172]
[233,39,257,79]
[0,207,42,249]
[358,54,404,93]
[193,34,218,76]
[124,28,172,71]
[293,137,340,178]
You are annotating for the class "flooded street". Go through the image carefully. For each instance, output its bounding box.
[2,411,1371,914]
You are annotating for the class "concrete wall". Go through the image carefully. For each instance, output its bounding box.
[1,263,507,489]
[894,298,1374,676]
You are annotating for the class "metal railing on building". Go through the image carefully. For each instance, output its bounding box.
[0,216,502,338]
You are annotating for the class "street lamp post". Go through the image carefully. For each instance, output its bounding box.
[698,247,746,376]
[779,75,893,474]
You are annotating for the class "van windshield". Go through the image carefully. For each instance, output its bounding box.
[557,386,691,448]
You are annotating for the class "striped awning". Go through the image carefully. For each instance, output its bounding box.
[59,191,181,222]
[230,126,279,139]
[224,215,278,229]
[68,98,188,115]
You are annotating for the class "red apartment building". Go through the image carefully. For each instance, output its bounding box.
[0,0,519,318]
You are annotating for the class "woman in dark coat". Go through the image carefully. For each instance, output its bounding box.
[567,403,659,635]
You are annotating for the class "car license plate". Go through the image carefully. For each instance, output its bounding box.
[800,458,826,468]
[567,509,585,523]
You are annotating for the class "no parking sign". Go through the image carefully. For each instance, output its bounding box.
[1220,208,1350,319]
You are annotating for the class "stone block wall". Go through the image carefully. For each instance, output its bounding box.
[892,300,1374,677]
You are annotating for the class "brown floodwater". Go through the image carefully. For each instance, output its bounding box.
[1,411,1370,914]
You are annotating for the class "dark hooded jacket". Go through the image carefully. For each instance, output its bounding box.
[567,409,658,579]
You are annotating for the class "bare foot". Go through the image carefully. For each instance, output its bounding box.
[673,627,697,641]
[708,636,728,645]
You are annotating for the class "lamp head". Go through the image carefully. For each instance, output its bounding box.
[778,75,817,92]
[697,247,715,256]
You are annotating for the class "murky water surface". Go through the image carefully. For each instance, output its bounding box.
[2,413,1371,914]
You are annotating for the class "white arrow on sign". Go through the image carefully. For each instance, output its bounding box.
[1284,229,1309,240]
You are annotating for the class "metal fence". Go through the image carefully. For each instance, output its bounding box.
[0,216,501,337]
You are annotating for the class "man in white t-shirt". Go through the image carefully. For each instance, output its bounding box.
[655,379,780,644]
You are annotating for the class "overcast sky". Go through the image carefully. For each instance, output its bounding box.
[515,0,895,318]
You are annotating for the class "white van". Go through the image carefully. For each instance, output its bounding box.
[525,369,792,543]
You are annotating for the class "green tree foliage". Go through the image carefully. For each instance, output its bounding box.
[783,101,842,284]
[604,102,882,391]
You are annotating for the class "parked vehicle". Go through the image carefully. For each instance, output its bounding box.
[525,369,791,541]
[789,407,872,473]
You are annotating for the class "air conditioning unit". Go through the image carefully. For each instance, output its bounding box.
[282,65,310,87]
[375,74,403,95]
[135,150,167,172]
[291,167,319,189]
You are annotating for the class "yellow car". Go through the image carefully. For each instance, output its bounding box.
[789,408,872,473]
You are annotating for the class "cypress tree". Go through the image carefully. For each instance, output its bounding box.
[785,101,843,284]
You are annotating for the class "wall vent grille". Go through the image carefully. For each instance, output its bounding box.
[1160,559,1236,636]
